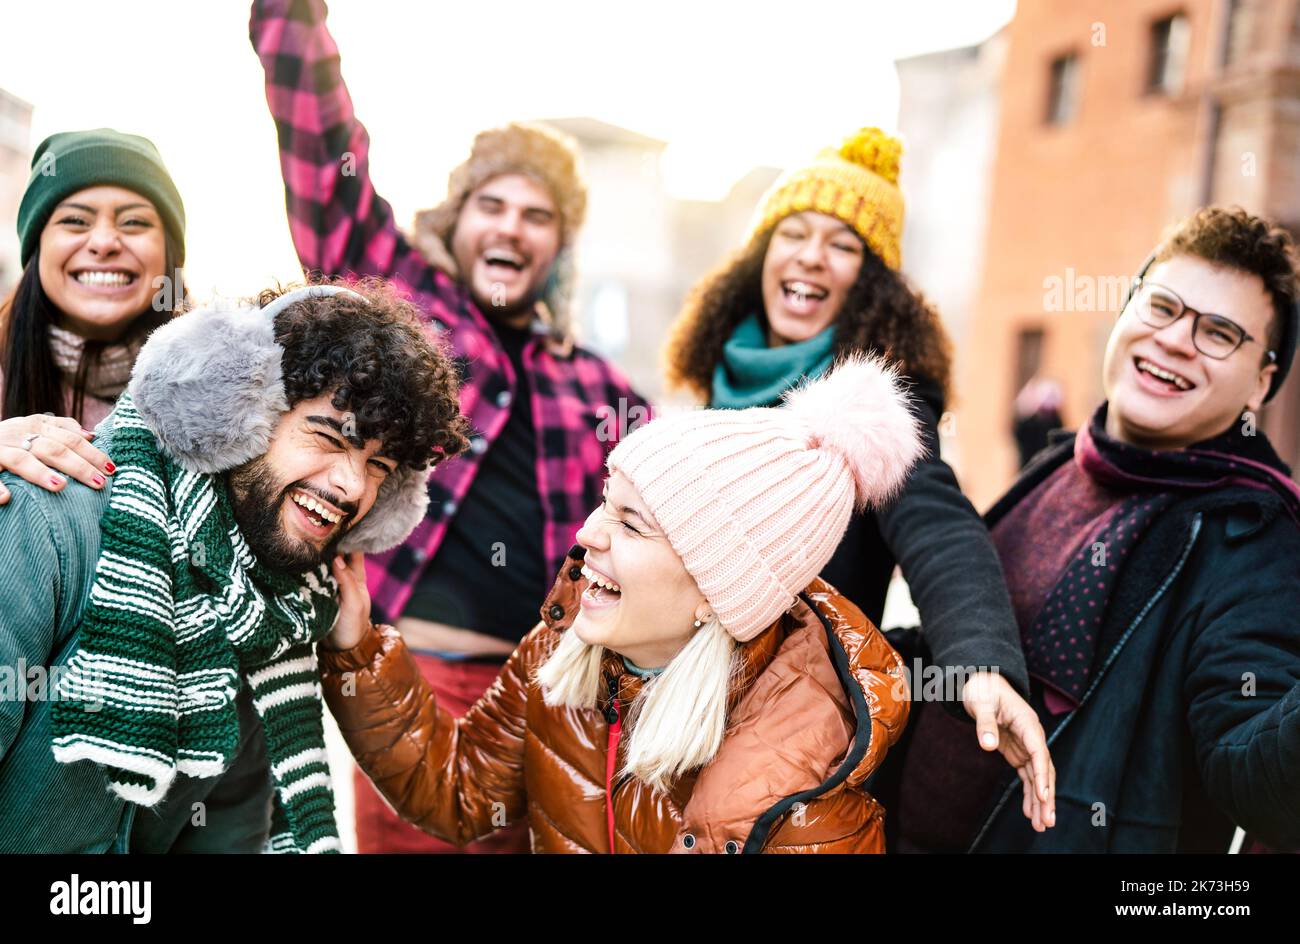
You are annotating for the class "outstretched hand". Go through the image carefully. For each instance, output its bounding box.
[962,670,1056,832]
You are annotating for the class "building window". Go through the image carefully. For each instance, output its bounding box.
[1148,12,1190,94]
[1226,0,1258,67]
[1045,53,1079,125]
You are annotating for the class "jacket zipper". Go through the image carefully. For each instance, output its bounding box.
[604,675,622,854]
[741,596,874,853]
[967,512,1203,851]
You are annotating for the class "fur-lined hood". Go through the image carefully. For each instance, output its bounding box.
[127,286,429,555]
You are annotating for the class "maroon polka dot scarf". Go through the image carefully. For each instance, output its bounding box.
[1022,403,1300,706]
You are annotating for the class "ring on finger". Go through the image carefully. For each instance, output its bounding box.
[20,434,38,451]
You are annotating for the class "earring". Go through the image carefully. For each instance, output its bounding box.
[693,619,703,629]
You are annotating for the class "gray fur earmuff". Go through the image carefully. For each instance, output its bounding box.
[128,285,431,555]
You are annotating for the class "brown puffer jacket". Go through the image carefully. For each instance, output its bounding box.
[321,548,910,853]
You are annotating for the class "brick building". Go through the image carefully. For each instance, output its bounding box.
[961,0,1300,509]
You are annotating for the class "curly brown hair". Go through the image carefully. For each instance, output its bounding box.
[257,278,471,470]
[1156,205,1298,361]
[663,226,953,405]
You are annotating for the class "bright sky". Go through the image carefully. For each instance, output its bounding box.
[0,0,1014,299]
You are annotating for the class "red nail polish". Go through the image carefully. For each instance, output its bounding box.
[50,476,63,487]
[93,474,105,487]
[105,461,116,474]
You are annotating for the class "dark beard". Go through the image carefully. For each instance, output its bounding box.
[469,285,540,327]
[226,455,348,574]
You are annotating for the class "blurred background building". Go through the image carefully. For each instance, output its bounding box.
[895,26,1010,491]
[0,87,33,292]
[897,28,1008,358]
[545,116,781,405]
[959,0,1300,508]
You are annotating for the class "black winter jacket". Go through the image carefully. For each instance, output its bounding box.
[822,377,1029,698]
[970,435,1300,853]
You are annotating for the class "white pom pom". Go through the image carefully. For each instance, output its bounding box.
[781,354,925,509]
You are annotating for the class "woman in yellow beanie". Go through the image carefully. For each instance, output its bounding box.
[663,127,1056,841]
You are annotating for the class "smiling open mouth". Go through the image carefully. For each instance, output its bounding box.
[483,248,527,273]
[73,270,137,288]
[287,487,345,537]
[581,563,622,605]
[782,280,828,302]
[780,280,829,315]
[1135,357,1195,392]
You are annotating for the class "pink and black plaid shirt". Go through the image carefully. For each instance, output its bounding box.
[252,0,650,624]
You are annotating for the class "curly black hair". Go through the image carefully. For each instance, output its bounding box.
[663,225,954,406]
[258,278,470,470]
[1156,205,1299,362]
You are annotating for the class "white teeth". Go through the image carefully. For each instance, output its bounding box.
[484,249,524,266]
[75,271,133,287]
[784,280,827,301]
[1138,359,1192,390]
[581,564,622,593]
[291,491,341,524]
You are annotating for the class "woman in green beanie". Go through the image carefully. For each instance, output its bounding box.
[0,128,186,503]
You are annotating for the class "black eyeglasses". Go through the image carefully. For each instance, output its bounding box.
[1129,279,1276,362]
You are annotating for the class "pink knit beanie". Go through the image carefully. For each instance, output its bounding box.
[606,355,924,642]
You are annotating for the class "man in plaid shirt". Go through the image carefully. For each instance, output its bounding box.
[251,0,649,853]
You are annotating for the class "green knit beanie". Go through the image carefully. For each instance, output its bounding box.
[16,128,186,267]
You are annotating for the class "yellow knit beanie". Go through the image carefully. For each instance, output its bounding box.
[750,127,904,270]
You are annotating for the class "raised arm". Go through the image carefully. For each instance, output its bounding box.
[250,0,425,280]
[320,621,536,846]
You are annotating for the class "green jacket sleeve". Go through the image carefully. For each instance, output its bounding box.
[0,477,62,761]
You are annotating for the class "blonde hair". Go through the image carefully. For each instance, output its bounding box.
[536,619,738,793]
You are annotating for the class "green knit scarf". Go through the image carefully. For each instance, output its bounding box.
[710,313,836,409]
[51,392,343,854]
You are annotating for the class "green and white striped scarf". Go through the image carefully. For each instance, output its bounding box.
[51,392,343,854]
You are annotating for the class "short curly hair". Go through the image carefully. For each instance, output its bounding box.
[257,278,470,470]
[1156,205,1299,361]
[664,225,953,406]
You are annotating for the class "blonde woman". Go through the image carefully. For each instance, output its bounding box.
[321,357,922,853]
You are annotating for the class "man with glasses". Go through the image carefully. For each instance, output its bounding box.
[894,206,1300,853]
